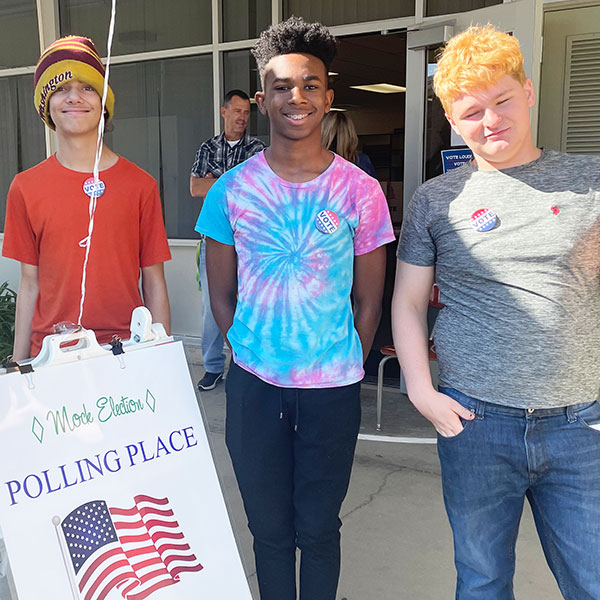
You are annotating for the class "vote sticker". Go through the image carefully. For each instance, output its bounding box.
[315,209,339,234]
[470,208,497,232]
[83,177,106,198]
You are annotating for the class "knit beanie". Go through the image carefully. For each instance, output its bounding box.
[33,36,115,130]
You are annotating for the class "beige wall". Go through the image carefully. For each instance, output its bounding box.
[0,239,204,344]
[164,244,202,340]
[0,242,21,291]
[538,3,600,151]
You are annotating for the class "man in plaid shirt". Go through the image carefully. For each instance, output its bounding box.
[190,89,265,391]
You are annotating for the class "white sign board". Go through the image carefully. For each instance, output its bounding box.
[0,341,251,600]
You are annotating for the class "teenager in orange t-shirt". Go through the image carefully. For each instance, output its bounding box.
[2,36,171,361]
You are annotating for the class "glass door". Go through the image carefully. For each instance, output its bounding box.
[403,0,542,202]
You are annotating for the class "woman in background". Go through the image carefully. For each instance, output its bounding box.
[321,111,377,178]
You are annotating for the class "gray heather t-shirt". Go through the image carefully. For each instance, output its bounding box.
[398,150,600,409]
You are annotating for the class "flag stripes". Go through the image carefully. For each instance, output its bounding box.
[61,496,203,600]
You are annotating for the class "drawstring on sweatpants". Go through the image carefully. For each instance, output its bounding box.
[278,389,300,431]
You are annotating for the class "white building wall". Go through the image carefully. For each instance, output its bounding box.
[0,240,20,293]
[165,242,203,341]
[0,238,204,343]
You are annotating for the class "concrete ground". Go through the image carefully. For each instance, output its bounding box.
[0,342,564,600]
[186,345,563,600]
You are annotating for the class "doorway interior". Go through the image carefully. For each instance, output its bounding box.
[329,32,407,380]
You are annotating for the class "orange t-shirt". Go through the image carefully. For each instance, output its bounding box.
[2,155,171,356]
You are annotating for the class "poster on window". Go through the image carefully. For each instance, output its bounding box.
[441,148,474,173]
[0,340,251,600]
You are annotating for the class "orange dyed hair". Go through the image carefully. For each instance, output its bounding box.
[433,25,526,113]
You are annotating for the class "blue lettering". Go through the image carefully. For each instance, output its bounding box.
[75,459,90,483]
[60,464,79,487]
[103,450,121,473]
[23,474,43,499]
[156,436,171,458]
[169,430,184,451]
[82,455,104,479]
[182,426,198,448]
[42,469,62,494]
[139,440,155,462]
[6,480,21,506]
[126,443,140,466]
[4,449,123,507]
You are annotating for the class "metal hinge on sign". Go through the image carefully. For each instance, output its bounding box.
[110,336,126,369]
[16,362,35,389]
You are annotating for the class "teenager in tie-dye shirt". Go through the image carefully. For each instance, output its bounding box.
[197,151,393,387]
[195,17,394,600]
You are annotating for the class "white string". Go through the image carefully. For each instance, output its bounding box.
[77,0,117,326]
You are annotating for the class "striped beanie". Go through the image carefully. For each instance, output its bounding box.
[33,36,115,130]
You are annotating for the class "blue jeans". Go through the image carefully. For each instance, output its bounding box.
[437,387,600,600]
[225,362,361,600]
[197,239,225,373]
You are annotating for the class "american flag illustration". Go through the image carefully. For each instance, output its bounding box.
[61,495,203,600]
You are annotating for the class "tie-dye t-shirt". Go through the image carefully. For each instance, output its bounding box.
[195,151,395,388]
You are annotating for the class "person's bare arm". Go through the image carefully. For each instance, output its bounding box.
[190,173,216,198]
[353,246,387,362]
[391,259,473,437]
[205,238,237,348]
[141,262,171,334]
[12,263,39,362]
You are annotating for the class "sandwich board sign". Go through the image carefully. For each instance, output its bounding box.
[0,337,251,600]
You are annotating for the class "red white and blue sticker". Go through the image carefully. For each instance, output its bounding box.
[83,177,106,198]
[470,208,497,232]
[315,209,339,234]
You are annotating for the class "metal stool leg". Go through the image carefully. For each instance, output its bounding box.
[377,354,397,431]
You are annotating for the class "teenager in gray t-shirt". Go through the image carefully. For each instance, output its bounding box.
[398,149,600,409]
[392,25,600,599]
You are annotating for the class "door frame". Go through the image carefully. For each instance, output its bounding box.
[403,0,543,203]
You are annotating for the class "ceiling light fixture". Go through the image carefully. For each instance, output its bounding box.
[349,83,406,94]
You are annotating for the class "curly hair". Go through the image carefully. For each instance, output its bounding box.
[252,16,337,82]
[433,25,526,113]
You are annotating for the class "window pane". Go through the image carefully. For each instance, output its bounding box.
[426,0,501,18]
[59,0,212,55]
[0,0,39,68]
[223,0,271,42]
[105,55,213,239]
[0,75,46,231]
[284,0,414,26]
[223,50,269,144]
